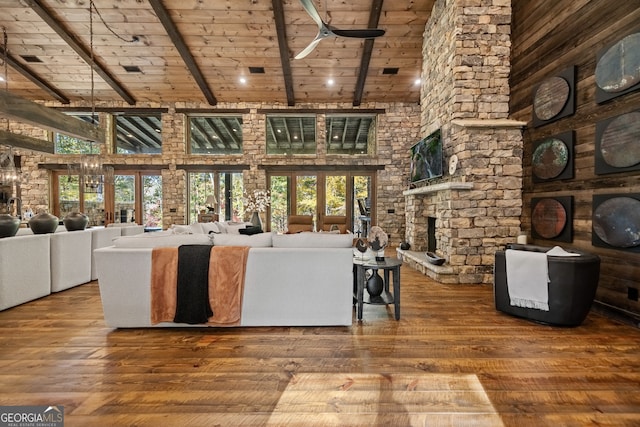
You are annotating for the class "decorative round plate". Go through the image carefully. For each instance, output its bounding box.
[600,111,640,168]
[532,198,567,239]
[595,32,640,93]
[593,197,640,248]
[533,76,570,121]
[532,138,569,179]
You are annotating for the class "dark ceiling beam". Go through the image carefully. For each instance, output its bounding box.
[353,0,384,107]
[0,129,54,154]
[148,0,217,106]
[0,46,69,104]
[25,0,136,105]
[272,0,295,106]
[0,90,105,143]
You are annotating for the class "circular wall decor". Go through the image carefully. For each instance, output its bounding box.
[532,138,569,180]
[533,76,570,121]
[595,32,640,93]
[593,197,640,248]
[532,198,567,239]
[600,111,640,168]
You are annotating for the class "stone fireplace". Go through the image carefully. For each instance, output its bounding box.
[397,1,526,284]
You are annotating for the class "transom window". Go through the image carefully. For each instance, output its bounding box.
[188,116,243,154]
[54,114,100,154]
[115,113,162,154]
[266,115,316,155]
[326,115,376,155]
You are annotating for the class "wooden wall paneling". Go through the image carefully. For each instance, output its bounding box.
[511,0,640,323]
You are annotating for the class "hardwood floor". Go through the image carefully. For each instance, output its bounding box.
[1,263,639,426]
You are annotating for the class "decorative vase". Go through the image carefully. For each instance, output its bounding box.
[366,270,384,298]
[29,212,59,234]
[63,212,89,231]
[400,241,410,250]
[250,211,263,229]
[0,214,20,238]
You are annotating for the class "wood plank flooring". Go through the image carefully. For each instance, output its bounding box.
[0,263,639,426]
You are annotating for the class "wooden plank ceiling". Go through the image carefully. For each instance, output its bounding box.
[0,0,434,107]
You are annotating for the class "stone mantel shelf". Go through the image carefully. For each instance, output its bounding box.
[403,181,474,196]
[451,119,527,128]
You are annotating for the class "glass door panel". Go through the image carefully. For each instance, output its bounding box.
[269,175,290,233]
[58,175,80,219]
[114,175,136,223]
[142,175,162,229]
[353,175,372,237]
[320,174,347,231]
[295,174,317,229]
[84,190,105,227]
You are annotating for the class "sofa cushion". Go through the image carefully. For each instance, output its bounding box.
[113,233,212,248]
[210,232,272,247]
[272,232,354,248]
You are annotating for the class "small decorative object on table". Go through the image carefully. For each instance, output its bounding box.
[244,189,271,230]
[368,225,388,262]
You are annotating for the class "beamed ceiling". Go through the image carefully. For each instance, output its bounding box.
[0,0,435,107]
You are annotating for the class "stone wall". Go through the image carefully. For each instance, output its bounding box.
[405,0,523,284]
[3,101,420,242]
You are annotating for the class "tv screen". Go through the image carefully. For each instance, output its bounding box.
[409,129,443,183]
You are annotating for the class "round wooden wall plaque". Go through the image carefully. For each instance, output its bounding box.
[532,198,567,239]
[593,197,640,248]
[532,138,569,180]
[533,76,570,121]
[595,32,640,93]
[600,111,640,168]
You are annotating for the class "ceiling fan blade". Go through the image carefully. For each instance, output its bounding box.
[299,0,325,30]
[294,37,323,59]
[331,28,386,39]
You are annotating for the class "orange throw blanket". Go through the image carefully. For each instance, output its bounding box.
[151,246,250,326]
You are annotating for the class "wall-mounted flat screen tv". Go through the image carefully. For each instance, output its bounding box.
[409,129,443,184]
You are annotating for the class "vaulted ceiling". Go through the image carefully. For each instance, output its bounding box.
[0,0,434,107]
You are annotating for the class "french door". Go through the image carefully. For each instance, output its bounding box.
[267,171,374,234]
[52,170,162,229]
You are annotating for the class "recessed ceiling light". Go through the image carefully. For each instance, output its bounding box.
[414,78,422,85]
[239,77,247,84]
[327,79,334,86]
[0,76,4,82]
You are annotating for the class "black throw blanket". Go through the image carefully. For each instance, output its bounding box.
[174,245,213,324]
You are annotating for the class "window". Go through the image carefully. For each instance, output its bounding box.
[189,116,243,154]
[54,114,101,154]
[326,115,376,155]
[115,113,162,154]
[188,172,244,224]
[266,115,316,155]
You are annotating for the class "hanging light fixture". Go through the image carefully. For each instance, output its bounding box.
[75,0,112,194]
[0,27,23,187]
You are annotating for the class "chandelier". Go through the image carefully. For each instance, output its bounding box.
[0,146,22,186]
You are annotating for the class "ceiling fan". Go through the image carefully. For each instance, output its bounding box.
[294,0,386,59]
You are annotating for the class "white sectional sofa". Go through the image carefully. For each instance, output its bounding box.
[95,229,355,328]
[0,234,51,311]
[50,229,93,292]
[0,223,142,310]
